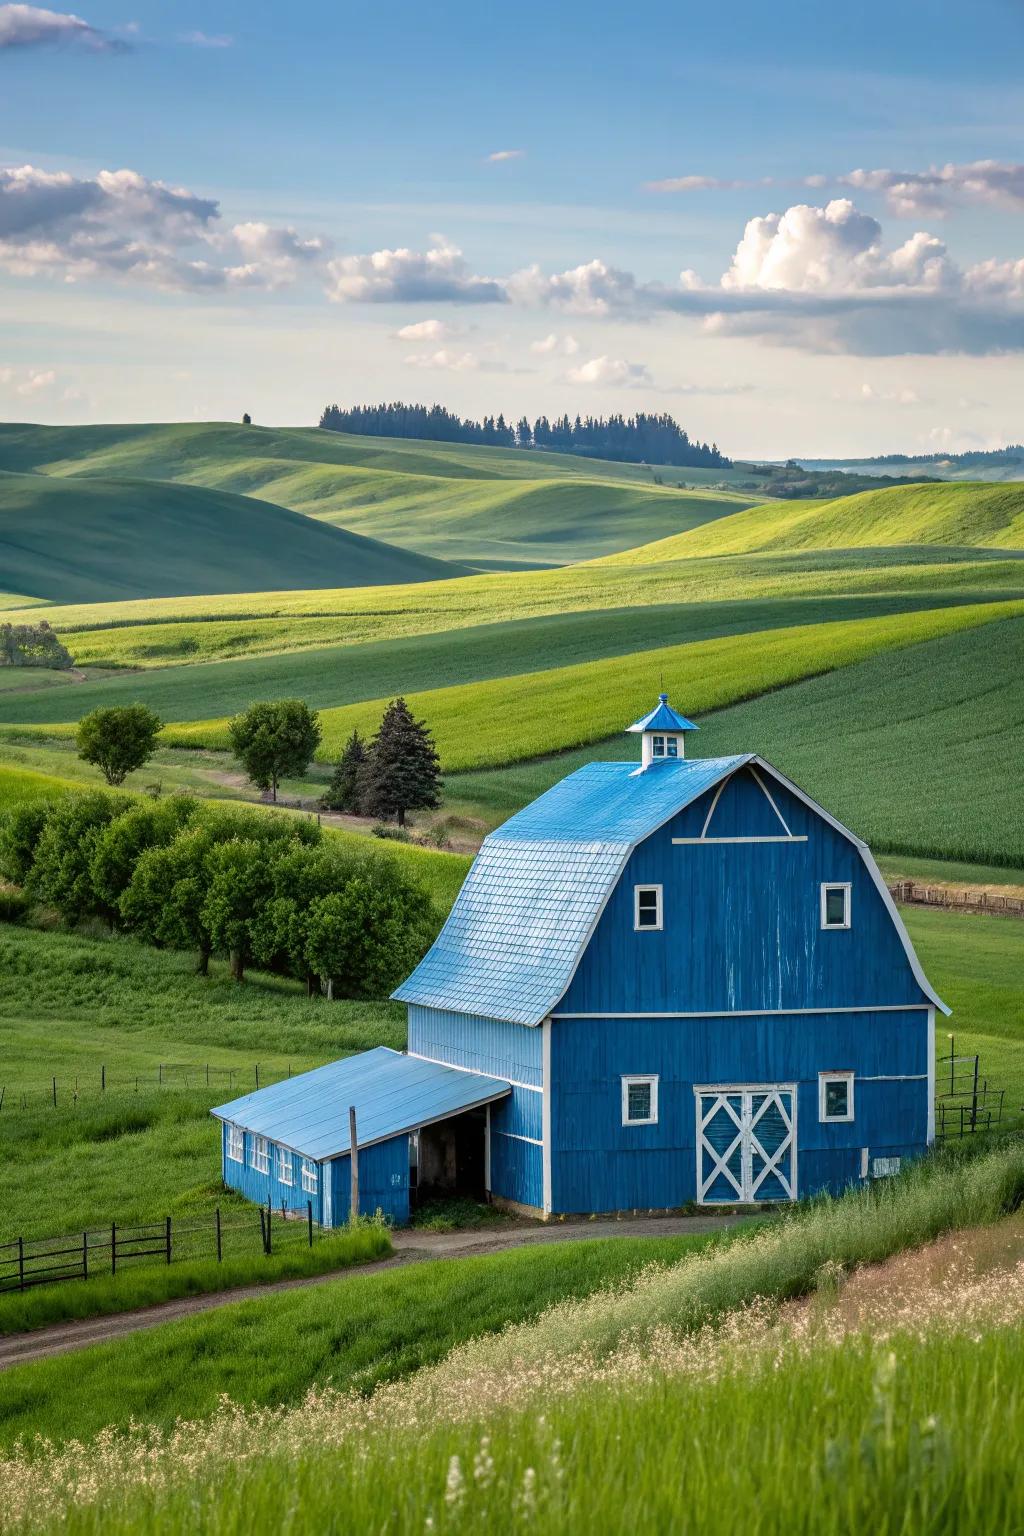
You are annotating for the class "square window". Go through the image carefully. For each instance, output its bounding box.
[622,1075,658,1125]
[819,1072,854,1122]
[821,883,851,929]
[634,884,663,930]
[665,736,679,758]
[652,735,666,757]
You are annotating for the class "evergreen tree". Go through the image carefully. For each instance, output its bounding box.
[360,698,441,827]
[320,729,367,814]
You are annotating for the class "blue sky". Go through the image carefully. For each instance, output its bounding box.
[1,0,1023,455]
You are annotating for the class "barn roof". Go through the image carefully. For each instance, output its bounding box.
[211,1046,510,1161]
[393,753,948,1025]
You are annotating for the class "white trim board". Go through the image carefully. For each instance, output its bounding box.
[492,1130,544,1147]
[542,1018,552,1215]
[672,835,808,845]
[551,1004,931,1019]
[404,1050,542,1094]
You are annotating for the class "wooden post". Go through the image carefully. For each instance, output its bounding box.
[215,1206,222,1263]
[307,1199,313,1247]
[111,1222,117,1276]
[83,1232,88,1281]
[17,1236,24,1292]
[52,1076,57,1107]
[349,1105,359,1223]
[255,1063,260,1090]
[165,1215,172,1265]
[101,1064,106,1093]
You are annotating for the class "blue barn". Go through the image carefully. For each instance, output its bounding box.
[214,695,948,1222]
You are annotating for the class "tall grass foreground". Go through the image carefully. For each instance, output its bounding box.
[3,1138,1024,1532]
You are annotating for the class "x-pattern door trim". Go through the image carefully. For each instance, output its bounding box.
[696,1084,797,1203]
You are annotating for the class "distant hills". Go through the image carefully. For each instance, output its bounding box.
[797,447,1024,484]
[0,465,464,604]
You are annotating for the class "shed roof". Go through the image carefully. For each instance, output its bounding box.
[393,754,948,1024]
[211,1047,510,1161]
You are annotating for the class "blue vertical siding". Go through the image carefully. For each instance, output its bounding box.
[489,1085,544,1208]
[328,1135,411,1226]
[408,1005,542,1086]
[559,770,928,1016]
[549,1008,929,1213]
[221,1124,325,1223]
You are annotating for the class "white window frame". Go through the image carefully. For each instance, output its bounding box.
[276,1145,293,1186]
[634,883,664,931]
[621,1074,659,1126]
[301,1158,318,1194]
[226,1123,244,1163]
[251,1134,270,1174]
[818,1071,855,1123]
[820,882,852,930]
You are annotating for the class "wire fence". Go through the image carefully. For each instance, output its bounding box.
[0,1201,327,1295]
[0,1061,299,1114]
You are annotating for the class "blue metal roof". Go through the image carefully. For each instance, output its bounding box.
[393,756,750,1025]
[627,694,698,734]
[211,1047,510,1160]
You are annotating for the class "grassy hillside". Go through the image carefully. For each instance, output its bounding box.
[602,481,1024,563]
[0,590,1014,730]
[155,600,1020,771]
[446,615,1024,868]
[0,469,464,603]
[0,421,754,568]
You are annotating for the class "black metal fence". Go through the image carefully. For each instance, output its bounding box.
[0,1201,323,1295]
[935,1040,1007,1138]
[0,1061,296,1114]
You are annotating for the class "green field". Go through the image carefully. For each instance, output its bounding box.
[0,421,755,571]
[0,468,462,604]
[604,480,1024,563]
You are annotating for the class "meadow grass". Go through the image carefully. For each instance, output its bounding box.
[0,470,457,606]
[601,478,1024,562]
[156,600,1024,771]
[3,1140,1024,1530]
[0,1222,392,1337]
[0,1231,732,1447]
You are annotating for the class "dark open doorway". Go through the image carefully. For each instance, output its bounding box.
[414,1106,488,1203]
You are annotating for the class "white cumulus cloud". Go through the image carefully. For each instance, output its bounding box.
[396,318,451,341]
[566,355,651,387]
[0,3,122,49]
[325,238,505,304]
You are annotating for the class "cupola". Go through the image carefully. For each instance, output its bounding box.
[627,693,698,769]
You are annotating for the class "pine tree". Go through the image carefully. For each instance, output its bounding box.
[321,729,367,813]
[361,698,441,827]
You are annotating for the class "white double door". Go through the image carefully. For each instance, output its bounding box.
[696,1085,797,1203]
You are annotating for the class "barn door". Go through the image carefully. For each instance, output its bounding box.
[697,1086,796,1203]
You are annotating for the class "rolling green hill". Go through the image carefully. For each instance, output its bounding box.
[599,481,1024,564]
[0,469,465,603]
[0,422,755,568]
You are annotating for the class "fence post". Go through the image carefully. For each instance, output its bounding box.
[52,1076,57,1107]
[159,1063,163,1086]
[111,1222,116,1276]
[206,1063,210,1087]
[101,1064,106,1093]
[259,1206,266,1255]
[83,1232,88,1281]
[307,1199,313,1247]
[0,1086,5,1113]
[216,1206,222,1262]
[165,1215,172,1265]
[266,1200,272,1255]
[18,1236,24,1292]
[255,1063,260,1090]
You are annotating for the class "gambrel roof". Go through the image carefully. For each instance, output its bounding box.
[393,754,948,1025]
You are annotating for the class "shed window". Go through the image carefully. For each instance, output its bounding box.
[251,1134,270,1174]
[651,735,679,759]
[301,1158,318,1194]
[819,1072,854,1122]
[276,1145,293,1186]
[634,884,663,931]
[226,1124,244,1163]
[622,1075,659,1125]
[820,882,851,930]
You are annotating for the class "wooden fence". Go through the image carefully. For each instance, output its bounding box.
[889,881,1024,919]
[0,1061,296,1114]
[0,1201,322,1295]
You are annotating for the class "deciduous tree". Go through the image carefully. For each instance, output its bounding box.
[228,699,322,803]
[76,704,162,786]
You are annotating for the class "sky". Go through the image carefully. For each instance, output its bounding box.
[1,0,1023,457]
